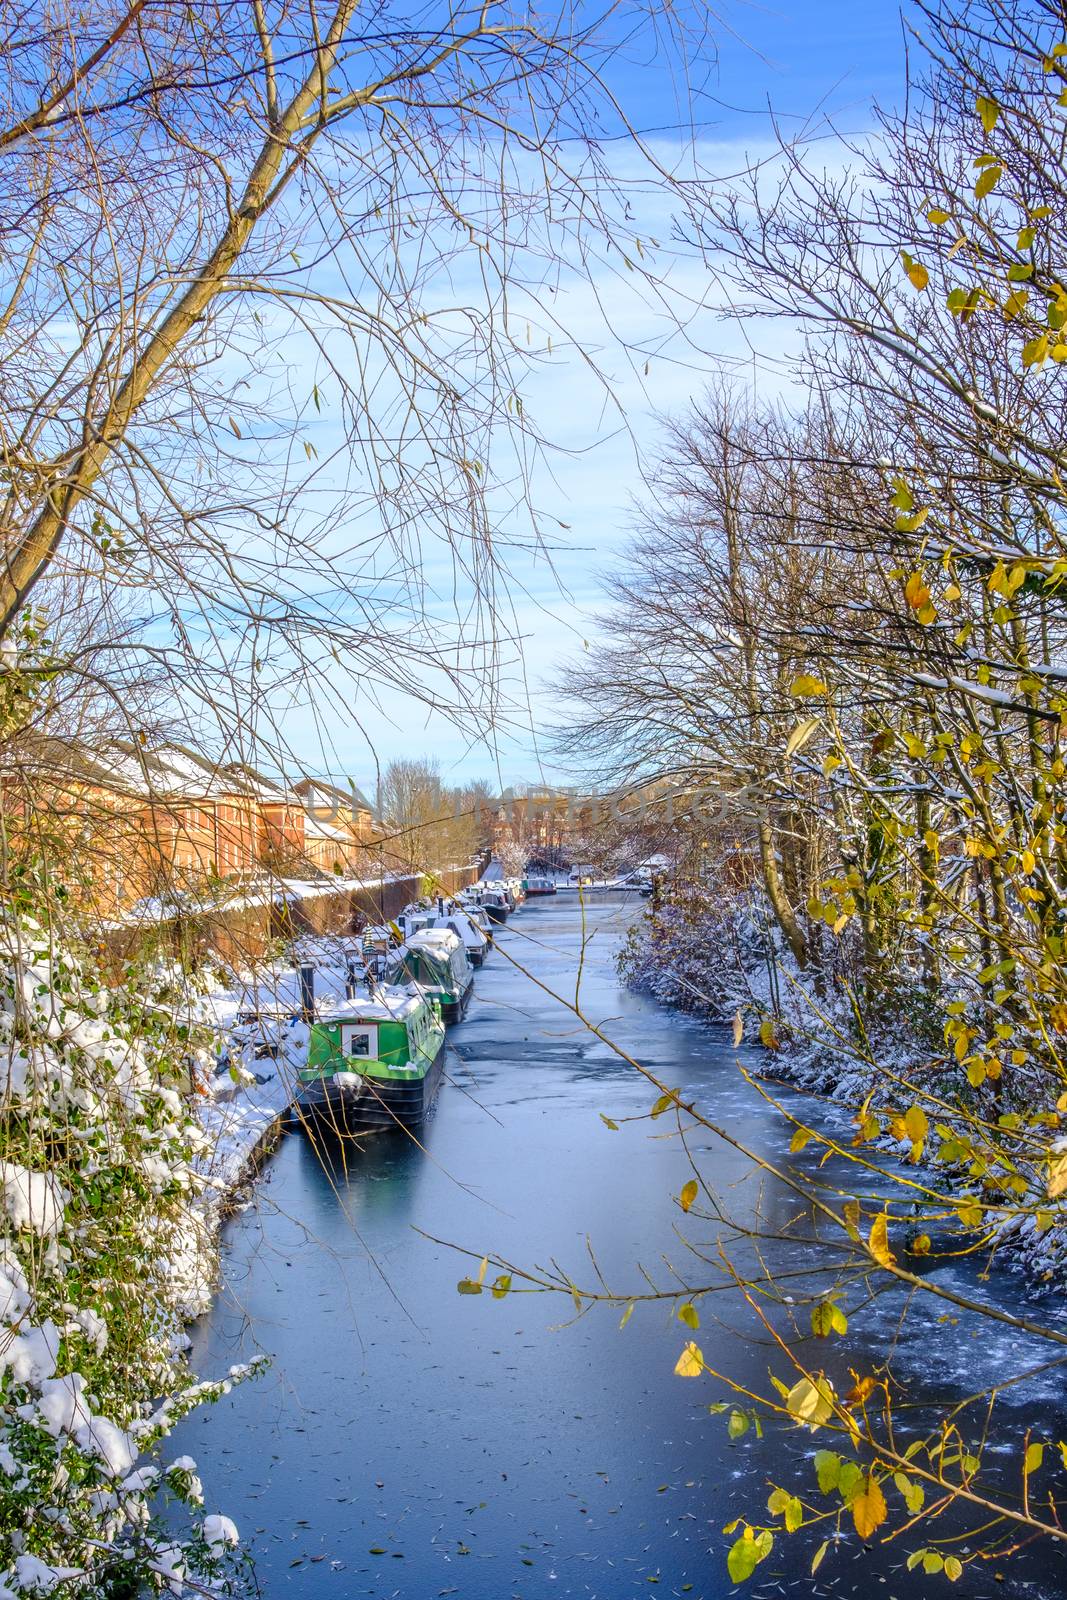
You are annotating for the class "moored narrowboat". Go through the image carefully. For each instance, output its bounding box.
[525,874,557,896]
[397,903,489,967]
[296,987,446,1135]
[476,885,510,923]
[389,928,475,1022]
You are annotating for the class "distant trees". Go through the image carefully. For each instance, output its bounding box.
[377,759,490,876]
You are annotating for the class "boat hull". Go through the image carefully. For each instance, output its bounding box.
[297,1039,446,1137]
[440,973,475,1025]
[483,903,508,923]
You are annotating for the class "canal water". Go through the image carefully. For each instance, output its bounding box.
[174,894,1066,1598]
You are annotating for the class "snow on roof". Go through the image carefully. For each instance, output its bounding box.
[292,777,379,817]
[303,814,358,845]
[315,987,424,1023]
[407,928,463,952]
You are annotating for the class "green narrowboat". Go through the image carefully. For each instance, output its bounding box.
[297,988,446,1134]
[388,929,474,1023]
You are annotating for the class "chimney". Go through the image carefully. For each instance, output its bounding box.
[298,963,316,1022]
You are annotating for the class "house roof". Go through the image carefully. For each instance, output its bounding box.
[292,777,379,818]
[304,814,357,846]
[15,736,248,803]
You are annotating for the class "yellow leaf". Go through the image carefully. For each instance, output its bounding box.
[732,1011,743,1047]
[785,716,821,759]
[976,95,1000,132]
[679,1179,698,1213]
[789,1126,812,1153]
[811,1540,829,1574]
[851,1475,887,1539]
[904,1105,928,1144]
[678,1301,700,1330]
[926,208,951,225]
[945,1556,963,1582]
[1049,1154,1067,1199]
[789,674,828,698]
[846,1375,876,1405]
[904,572,931,611]
[785,1375,836,1427]
[1023,334,1050,369]
[759,1019,779,1050]
[868,1213,896,1268]
[975,163,1002,199]
[674,1341,704,1378]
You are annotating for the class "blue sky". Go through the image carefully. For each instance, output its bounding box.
[274,0,908,798]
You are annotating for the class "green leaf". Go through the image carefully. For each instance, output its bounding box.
[678,1302,700,1330]
[814,1450,841,1494]
[726,1530,772,1583]
[767,1487,803,1530]
[810,1300,847,1337]
[728,1410,750,1439]
[456,1278,483,1295]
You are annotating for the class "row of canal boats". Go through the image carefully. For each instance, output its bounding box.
[294,875,531,1139]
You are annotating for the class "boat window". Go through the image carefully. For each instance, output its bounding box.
[341,1024,378,1060]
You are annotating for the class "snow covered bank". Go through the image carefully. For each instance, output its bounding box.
[620,885,1067,1294]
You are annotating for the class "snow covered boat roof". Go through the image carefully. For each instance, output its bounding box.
[314,986,426,1023]
[406,928,464,953]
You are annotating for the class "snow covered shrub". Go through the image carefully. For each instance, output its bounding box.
[0,881,251,1596]
[618,879,805,1021]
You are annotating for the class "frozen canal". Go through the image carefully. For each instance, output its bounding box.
[174,894,1067,1597]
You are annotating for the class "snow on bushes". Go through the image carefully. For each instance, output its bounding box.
[0,890,252,1596]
